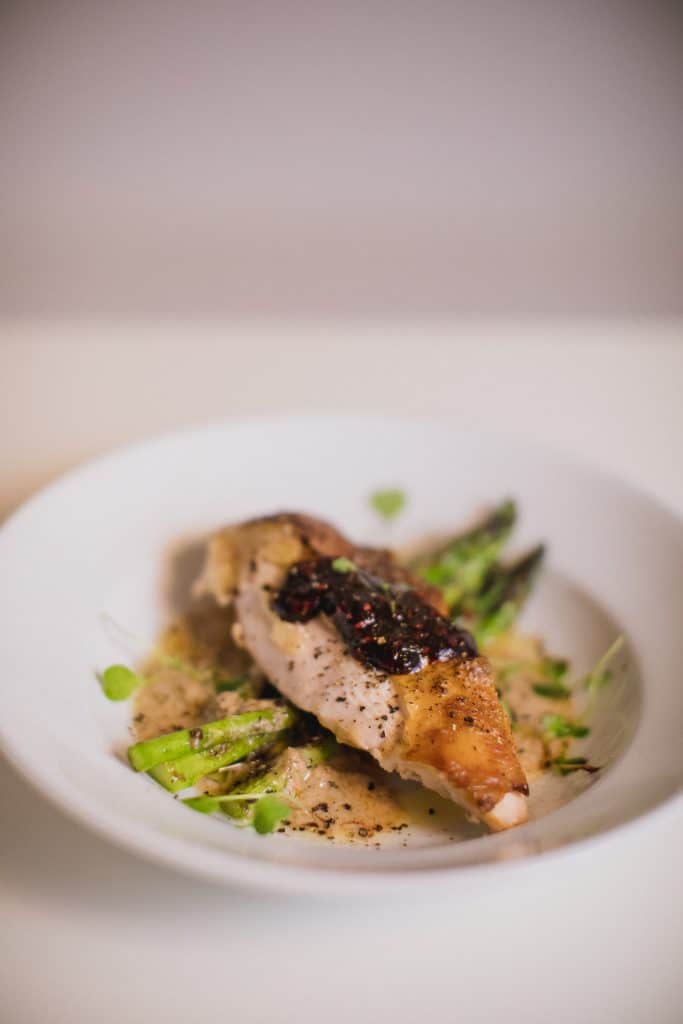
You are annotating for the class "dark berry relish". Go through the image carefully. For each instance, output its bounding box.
[272,557,477,675]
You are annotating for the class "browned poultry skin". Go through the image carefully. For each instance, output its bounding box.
[396,659,528,815]
[196,512,529,831]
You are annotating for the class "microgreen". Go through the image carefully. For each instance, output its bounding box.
[552,756,600,776]
[99,664,144,701]
[183,792,269,812]
[370,489,406,521]
[331,556,357,574]
[215,675,251,693]
[473,601,518,647]
[182,791,293,834]
[252,794,292,834]
[541,714,589,740]
[583,636,624,695]
[182,794,222,814]
[533,681,571,700]
[540,657,569,682]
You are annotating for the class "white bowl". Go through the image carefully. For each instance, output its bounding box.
[1,415,681,893]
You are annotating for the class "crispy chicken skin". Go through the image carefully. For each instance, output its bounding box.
[195,513,529,831]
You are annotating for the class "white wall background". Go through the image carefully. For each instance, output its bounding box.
[1,1,682,315]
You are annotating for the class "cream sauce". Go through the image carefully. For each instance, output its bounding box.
[131,604,584,844]
[132,602,260,742]
[486,630,580,777]
[284,754,407,842]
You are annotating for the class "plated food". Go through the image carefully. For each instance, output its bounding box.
[102,499,619,845]
[2,415,678,889]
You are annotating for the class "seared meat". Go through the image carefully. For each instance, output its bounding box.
[195,513,529,831]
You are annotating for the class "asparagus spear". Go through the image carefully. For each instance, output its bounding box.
[411,500,516,609]
[128,705,296,773]
[468,544,545,645]
[148,730,289,793]
[222,737,337,821]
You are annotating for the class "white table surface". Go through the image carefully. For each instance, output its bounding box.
[2,321,682,1024]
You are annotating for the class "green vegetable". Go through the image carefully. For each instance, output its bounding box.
[370,489,407,521]
[541,714,589,739]
[552,756,599,776]
[128,706,295,773]
[181,739,337,836]
[99,664,144,701]
[183,791,293,835]
[252,795,293,834]
[220,766,287,817]
[331,556,358,574]
[214,675,251,694]
[147,731,288,793]
[222,738,337,822]
[182,794,222,814]
[584,636,624,696]
[412,500,516,609]
[533,681,571,700]
[540,657,569,682]
[494,656,568,685]
[470,544,545,643]
[473,601,519,647]
[498,654,570,698]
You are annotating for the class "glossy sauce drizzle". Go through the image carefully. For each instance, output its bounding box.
[272,557,476,674]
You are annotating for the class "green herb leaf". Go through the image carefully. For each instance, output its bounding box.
[473,601,519,647]
[370,489,406,521]
[584,636,624,695]
[214,675,250,693]
[533,681,571,700]
[331,556,357,574]
[183,794,222,814]
[541,714,589,739]
[252,794,292,834]
[552,755,600,776]
[99,664,143,701]
[541,657,569,682]
[183,791,293,832]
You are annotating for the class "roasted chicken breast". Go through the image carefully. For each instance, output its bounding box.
[195,513,529,831]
